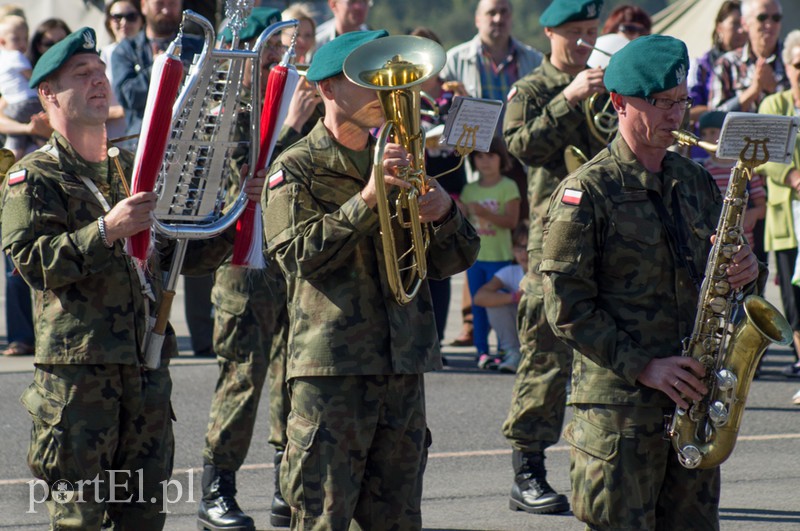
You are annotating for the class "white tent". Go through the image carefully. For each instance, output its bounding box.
[653,0,800,62]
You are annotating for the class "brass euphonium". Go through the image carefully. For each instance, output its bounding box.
[667,130,792,469]
[343,35,446,305]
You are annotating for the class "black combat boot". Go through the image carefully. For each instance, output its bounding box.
[509,450,570,514]
[197,465,255,531]
[270,451,291,527]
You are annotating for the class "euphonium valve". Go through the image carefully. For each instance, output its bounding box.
[343,35,446,304]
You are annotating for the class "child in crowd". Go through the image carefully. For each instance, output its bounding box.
[474,222,528,373]
[459,137,520,369]
[0,14,46,159]
[697,110,766,251]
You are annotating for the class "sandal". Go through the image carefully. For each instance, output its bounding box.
[2,341,34,356]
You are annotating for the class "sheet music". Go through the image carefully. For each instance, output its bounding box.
[441,97,503,153]
[717,112,800,164]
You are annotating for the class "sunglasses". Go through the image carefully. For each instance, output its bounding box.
[755,13,782,23]
[40,39,57,48]
[619,23,648,34]
[110,12,140,23]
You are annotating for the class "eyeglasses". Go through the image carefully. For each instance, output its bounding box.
[110,12,140,23]
[40,39,57,48]
[755,13,782,23]
[338,0,373,6]
[618,23,648,34]
[644,96,693,110]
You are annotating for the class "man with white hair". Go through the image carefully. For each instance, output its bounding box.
[710,0,789,112]
[314,0,371,53]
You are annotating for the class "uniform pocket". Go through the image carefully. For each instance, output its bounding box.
[211,284,249,361]
[20,382,67,482]
[281,411,321,515]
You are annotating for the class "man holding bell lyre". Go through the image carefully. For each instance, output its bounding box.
[541,34,762,529]
[501,0,607,516]
[263,30,478,529]
[0,27,254,530]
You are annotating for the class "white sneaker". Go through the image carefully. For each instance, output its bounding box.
[498,350,521,373]
[792,388,800,406]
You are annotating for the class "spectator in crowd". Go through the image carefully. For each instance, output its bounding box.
[28,18,71,68]
[100,0,142,140]
[459,137,520,369]
[314,0,371,53]
[502,0,607,516]
[0,14,46,159]
[588,4,651,69]
[757,29,800,378]
[688,1,747,123]
[281,3,316,64]
[710,0,787,113]
[474,222,528,373]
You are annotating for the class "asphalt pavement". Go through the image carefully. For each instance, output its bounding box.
[1,271,800,530]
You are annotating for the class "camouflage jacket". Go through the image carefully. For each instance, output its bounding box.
[263,120,479,378]
[1,132,234,365]
[503,56,607,257]
[540,134,764,407]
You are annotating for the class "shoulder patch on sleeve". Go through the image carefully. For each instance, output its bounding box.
[7,169,27,186]
[268,169,285,189]
[506,86,518,102]
[561,188,583,206]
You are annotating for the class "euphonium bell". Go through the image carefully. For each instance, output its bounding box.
[343,35,446,305]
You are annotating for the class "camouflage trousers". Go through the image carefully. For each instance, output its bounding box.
[502,266,572,452]
[565,404,720,530]
[203,264,290,470]
[282,374,430,531]
[21,363,174,530]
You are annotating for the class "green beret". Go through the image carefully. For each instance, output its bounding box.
[604,35,689,97]
[220,7,281,44]
[306,29,389,82]
[540,0,603,28]
[29,27,99,88]
[698,111,727,131]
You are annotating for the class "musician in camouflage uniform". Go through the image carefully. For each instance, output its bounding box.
[501,0,606,515]
[0,28,249,530]
[263,30,479,530]
[197,9,294,531]
[541,35,763,529]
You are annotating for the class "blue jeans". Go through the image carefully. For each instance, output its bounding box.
[466,260,511,354]
[4,254,34,345]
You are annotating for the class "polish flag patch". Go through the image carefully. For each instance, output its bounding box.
[507,86,518,101]
[268,170,285,189]
[7,169,26,186]
[561,188,583,206]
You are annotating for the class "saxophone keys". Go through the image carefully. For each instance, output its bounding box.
[709,296,727,313]
[713,280,731,295]
[716,369,737,391]
[709,400,729,426]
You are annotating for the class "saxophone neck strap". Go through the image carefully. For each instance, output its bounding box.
[647,187,702,292]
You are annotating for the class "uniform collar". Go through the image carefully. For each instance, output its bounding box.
[50,131,109,181]
[609,133,682,194]
[306,119,375,183]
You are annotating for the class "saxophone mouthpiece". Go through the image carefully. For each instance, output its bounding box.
[671,129,719,154]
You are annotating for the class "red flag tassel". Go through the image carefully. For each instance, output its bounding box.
[232,62,299,267]
[125,45,184,265]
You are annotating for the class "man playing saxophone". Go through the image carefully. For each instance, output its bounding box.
[540,35,762,530]
[262,30,479,529]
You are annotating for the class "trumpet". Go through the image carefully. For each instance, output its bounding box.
[343,35,446,305]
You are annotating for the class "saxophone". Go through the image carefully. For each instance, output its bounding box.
[667,130,793,469]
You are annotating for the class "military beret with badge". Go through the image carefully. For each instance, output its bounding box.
[604,35,690,98]
[540,0,603,28]
[305,29,389,82]
[29,27,99,89]
[219,7,282,44]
